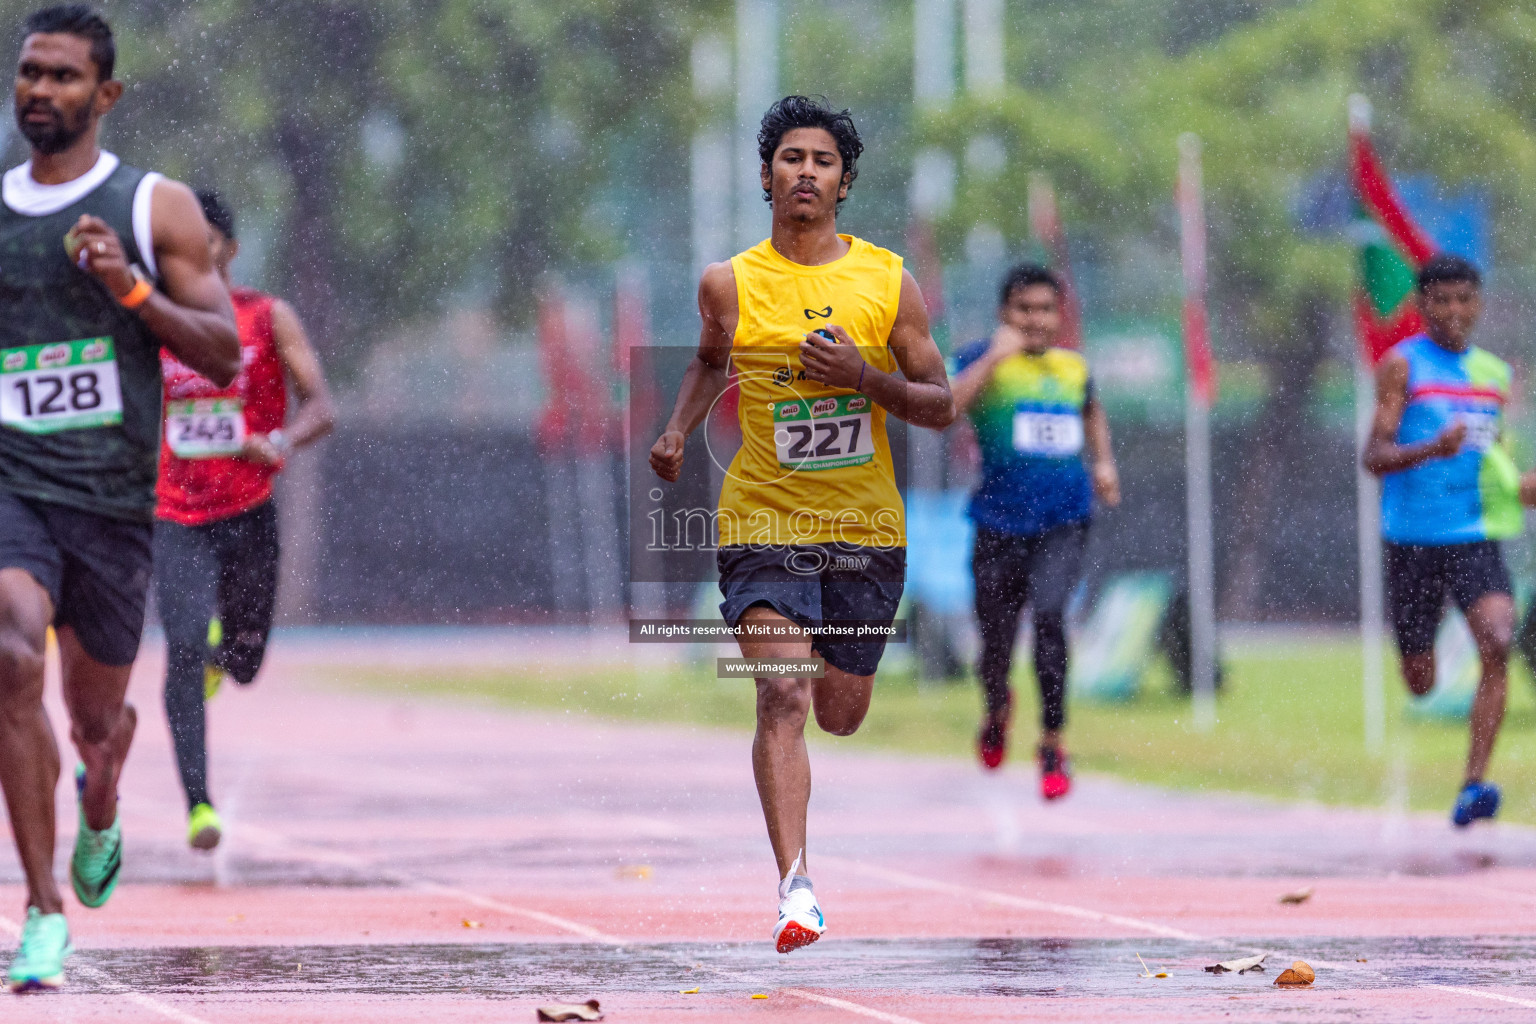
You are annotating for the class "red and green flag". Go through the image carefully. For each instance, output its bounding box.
[1350,107,1436,366]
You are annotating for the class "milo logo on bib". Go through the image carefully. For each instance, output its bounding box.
[0,336,123,434]
[772,393,876,471]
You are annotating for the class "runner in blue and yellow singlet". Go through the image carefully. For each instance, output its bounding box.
[949,264,1119,801]
[650,96,954,953]
[1365,254,1536,828]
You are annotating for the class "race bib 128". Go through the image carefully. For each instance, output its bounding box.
[773,393,875,471]
[165,397,245,458]
[0,337,122,434]
[1013,409,1083,457]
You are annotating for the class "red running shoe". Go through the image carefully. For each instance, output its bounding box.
[978,693,1013,770]
[1039,744,1072,801]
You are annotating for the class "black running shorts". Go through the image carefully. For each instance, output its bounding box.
[717,543,905,677]
[1384,539,1511,658]
[0,488,152,666]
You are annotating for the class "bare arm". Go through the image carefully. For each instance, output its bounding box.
[1083,394,1121,506]
[240,298,336,467]
[798,270,955,430]
[1362,352,1463,475]
[648,262,736,483]
[950,325,1026,414]
[70,179,239,385]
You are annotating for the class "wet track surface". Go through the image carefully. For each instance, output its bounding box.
[4,632,1536,1021]
[44,935,1536,997]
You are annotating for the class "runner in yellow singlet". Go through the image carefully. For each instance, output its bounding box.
[650,96,954,953]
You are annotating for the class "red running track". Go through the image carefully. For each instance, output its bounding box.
[3,629,1536,1021]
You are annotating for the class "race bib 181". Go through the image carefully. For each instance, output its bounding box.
[1459,409,1500,453]
[1013,409,1083,457]
[0,337,123,434]
[773,393,875,471]
[165,397,245,458]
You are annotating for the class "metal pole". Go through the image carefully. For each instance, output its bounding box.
[1356,360,1386,751]
[1178,132,1218,731]
[1348,93,1387,753]
[735,0,778,250]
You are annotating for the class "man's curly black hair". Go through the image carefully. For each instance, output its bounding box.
[756,95,863,209]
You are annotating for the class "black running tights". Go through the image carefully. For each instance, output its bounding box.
[154,501,280,810]
[971,524,1087,732]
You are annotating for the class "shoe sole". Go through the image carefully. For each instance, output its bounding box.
[189,826,221,851]
[775,922,822,954]
[8,971,63,993]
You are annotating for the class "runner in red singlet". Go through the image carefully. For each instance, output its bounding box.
[154,190,334,850]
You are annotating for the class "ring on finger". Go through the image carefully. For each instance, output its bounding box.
[95,241,105,254]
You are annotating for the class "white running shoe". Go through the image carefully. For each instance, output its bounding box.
[773,852,824,954]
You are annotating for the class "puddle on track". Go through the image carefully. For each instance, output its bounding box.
[52,935,1536,1000]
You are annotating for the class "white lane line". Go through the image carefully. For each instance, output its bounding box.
[1429,984,1536,1010]
[231,821,623,944]
[229,821,933,1023]
[411,881,621,944]
[821,856,1207,942]
[781,988,929,1024]
[0,913,213,1024]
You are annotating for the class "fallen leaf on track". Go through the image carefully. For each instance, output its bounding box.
[1205,953,1266,974]
[462,919,482,929]
[1278,887,1313,905]
[1274,961,1316,987]
[616,864,653,880]
[537,1000,603,1022]
[751,993,768,999]
[679,987,700,994]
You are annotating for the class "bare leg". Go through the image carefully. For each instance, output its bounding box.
[58,627,136,832]
[0,569,61,913]
[1464,592,1514,784]
[1400,651,1435,696]
[740,606,815,879]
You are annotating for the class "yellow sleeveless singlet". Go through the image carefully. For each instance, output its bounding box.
[718,234,906,547]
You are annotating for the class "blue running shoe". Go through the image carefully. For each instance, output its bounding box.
[1453,781,1501,827]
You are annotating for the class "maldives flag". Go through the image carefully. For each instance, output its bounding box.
[1350,104,1436,366]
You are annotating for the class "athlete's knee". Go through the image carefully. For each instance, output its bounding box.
[813,698,868,736]
[756,675,811,725]
[0,627,45,707]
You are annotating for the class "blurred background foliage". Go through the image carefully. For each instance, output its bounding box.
[0,1,1518,374]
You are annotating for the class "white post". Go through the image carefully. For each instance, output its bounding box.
[961,0,1004,96]
[1357,361,1386,751]
[735,0,778,250]
[1349,92,1387,754]
[690,34,733,276]
[1178,132,1218,732]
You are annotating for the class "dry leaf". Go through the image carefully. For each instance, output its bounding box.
[462,919,483,929]
[1278,887,1313,905]
[1155,972,1169,978]
[1205,953,1266,974]
[751,994,768,1000]
[616,864,653,880]
[679,987,700,994]
[1274,961,1315,987]
[226,914,244,923]
[537,1000,603,1022]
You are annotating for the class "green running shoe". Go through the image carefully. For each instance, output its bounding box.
[203,663,225,701]
[204,617,225,700]
[187,802,222,851]
[69,765,122,909]
[7,907,71,992]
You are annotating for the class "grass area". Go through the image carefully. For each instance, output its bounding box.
[336,637,1536,825]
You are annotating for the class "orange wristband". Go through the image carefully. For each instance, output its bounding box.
[117,271,153,311]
